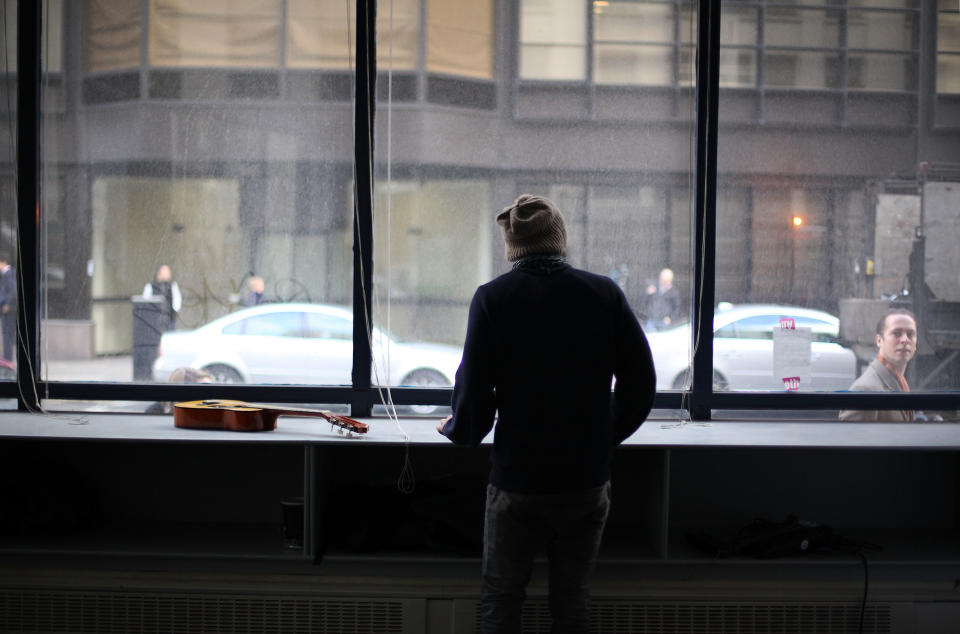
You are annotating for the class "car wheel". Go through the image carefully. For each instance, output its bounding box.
[401,369,449,415]
[671,370,729,391]
[202,364,244,384]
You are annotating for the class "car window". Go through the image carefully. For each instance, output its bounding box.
[727,314,839,343]
[222,312,304,337]
[715,322,737,338]
[730,315,779,340]
[791,316,839,344]
[304,312,353,340]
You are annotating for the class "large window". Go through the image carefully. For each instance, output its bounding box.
[5,0,957,420]
[44,2,356,401]
[715,0,960,410]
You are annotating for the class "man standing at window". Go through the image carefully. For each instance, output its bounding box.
[0,253,16,362]
[437,195,656,633]
[839,308,917,422]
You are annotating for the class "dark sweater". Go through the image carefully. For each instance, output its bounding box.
[440,263,656,493]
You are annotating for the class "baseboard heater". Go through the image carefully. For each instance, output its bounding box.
[1,590,900,634]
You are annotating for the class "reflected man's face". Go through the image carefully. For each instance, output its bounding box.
[876,314,917,370]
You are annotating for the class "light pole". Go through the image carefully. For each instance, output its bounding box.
[790,215,803,299]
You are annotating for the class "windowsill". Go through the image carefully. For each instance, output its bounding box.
[2,411,959,450]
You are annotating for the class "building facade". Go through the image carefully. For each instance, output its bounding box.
[7,0,958,381]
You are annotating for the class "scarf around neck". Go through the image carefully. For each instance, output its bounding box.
[877,353,914,421]
[877,353,910,393]
[512,253,568,274]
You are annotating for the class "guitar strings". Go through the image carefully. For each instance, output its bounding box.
[663,4,709,430]
[349,0,415,493]
[1,0,87,426]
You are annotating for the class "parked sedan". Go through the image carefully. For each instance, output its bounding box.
[645,304,857,391]
[153,303,463,393]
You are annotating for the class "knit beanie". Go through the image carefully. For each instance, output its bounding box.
[495,195,567,262]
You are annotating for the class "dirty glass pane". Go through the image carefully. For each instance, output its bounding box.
[712,1,960,413]
[375,0,695,411]
[44,1,355,399]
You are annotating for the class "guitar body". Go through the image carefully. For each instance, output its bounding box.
[173,399,368,435]
[174,399,279,431]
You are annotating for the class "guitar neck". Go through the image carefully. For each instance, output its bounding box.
[248,403,368,434]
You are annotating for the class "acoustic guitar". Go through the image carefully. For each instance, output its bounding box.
[173,399,369,435]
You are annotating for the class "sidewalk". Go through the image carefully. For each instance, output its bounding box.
[44,355,134,383]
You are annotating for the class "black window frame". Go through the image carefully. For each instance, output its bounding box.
[8,0,959,420]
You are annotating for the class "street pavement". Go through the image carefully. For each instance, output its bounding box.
[45,355,134,383]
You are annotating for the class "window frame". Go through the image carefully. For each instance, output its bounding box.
[9,0,959,420]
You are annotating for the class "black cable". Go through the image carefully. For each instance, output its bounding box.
[856,550,869,634]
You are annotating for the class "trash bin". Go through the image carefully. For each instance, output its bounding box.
[132,296,165,381]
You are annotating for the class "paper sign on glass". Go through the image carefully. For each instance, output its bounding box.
[773,326,812,386]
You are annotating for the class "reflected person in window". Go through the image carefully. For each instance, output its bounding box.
[839,309,918,422]
[145,366,214,415]
[142,264,182,332]
[437,195,656,634]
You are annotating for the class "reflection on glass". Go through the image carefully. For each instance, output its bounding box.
[716,2,960,396]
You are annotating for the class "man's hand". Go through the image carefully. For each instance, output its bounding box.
[436,414,452,434]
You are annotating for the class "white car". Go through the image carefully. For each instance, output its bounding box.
[645,304,857,391]
[152,303,463,392]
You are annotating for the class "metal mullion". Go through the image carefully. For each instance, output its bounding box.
[708,391,960,413]
[351,0,376,417]
[16,0,41,411]
[689,0,721,421]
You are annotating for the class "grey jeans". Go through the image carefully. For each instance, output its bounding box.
[479,481,611,634]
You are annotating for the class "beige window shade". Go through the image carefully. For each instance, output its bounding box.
[427,0,493,79]
[149,0,282,68]
[287,0,418,71]
[377,0,420,71]
[85,0,141,72]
